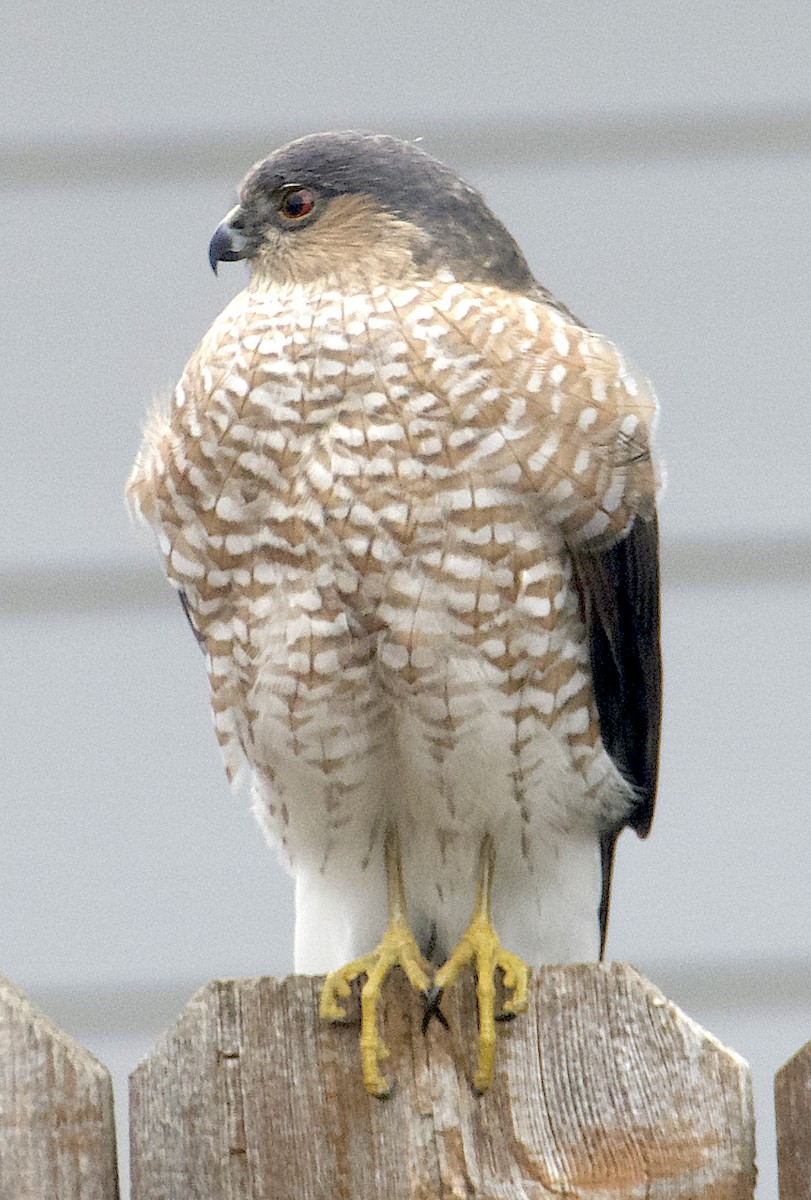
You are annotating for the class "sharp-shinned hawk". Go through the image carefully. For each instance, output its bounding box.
[127,131,661,1095]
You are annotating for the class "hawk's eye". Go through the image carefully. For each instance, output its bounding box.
[278,188,316,221]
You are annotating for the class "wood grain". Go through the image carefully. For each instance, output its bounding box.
[130,962,755,1199]
[0,974,119,1200]
[776,1038,811,1199]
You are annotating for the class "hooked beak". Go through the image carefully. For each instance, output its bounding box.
[208,206,251,274]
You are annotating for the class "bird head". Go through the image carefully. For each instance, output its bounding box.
[208,131,535,291]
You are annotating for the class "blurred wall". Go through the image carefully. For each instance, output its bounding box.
[2,3,810,1193]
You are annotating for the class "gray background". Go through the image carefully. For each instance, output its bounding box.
[2,2,810,1194]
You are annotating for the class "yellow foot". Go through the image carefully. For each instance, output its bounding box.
[319,916,431,1097]
[434,912,529,1092]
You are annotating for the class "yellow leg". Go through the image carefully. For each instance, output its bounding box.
[434,834,529,1092]
[319,828,431,1097]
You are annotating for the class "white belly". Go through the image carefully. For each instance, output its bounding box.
[206,519,632,974]
[248,647,624,973]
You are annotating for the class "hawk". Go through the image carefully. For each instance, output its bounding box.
[127,131,661,1096]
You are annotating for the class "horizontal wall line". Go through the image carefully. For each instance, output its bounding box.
[23,957,811,1036]
[3,107,810,189]
[1,537,809,617]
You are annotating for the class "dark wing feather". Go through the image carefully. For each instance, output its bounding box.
[569,510,662,954]
[178,588,207,653]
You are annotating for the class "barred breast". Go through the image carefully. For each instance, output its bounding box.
[127,273,657,964]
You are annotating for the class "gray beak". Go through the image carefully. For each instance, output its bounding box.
[208,207,250,274]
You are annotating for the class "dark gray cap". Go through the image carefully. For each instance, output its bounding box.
[241,131,536,291]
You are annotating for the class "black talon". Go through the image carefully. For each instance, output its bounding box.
[421,986,450,1033]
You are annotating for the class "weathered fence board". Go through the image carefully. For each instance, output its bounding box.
[0,974,119,1200]
[130,962,755,1199]
[776,1037,811,1200]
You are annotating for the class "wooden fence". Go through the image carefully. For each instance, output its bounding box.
[0,964,808,1198]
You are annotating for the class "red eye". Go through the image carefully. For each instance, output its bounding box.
[279,188,316,220]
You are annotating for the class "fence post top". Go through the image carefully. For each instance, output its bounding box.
[129,963,756,1199]
[0,972,111,1081]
